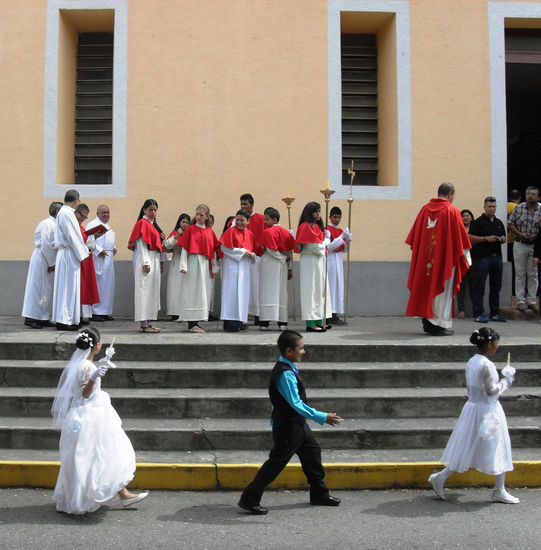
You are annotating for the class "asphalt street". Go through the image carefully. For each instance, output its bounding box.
[1,487,540,550]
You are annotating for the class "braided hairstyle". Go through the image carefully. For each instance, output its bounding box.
[75,327,101,351]
[469,327,499,350]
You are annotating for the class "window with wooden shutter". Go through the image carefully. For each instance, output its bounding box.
[75,32,113,185]
[341,34,378,186]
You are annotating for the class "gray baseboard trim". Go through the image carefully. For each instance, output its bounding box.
[4,259,512,317]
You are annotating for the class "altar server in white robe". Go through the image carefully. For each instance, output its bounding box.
[258,207,298,331]
[86,204,117,321]
[295,201,332,333]
[220,209,256,332]
[163,212,190,320]
[52,190,89,331]
[22,201,63,329]
[178,204,220,333]
[327,206,352,325]
[128,199,164,333]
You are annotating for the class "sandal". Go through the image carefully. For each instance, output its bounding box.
[139,326,160,333]
[189,325,206,333]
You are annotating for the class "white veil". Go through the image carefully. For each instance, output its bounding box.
[51,347,91,427]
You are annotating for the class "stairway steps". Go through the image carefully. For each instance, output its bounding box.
[3,360,541,388]
[1,417,540,452]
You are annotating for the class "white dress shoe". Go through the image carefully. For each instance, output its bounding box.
[121,491,149,507]
[492,489,519,504]
[428,473,445,500]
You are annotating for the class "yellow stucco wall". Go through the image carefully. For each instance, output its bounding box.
[0,0,536,262]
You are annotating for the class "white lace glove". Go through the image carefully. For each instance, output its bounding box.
[98,346,117,369]
[502,365,516,387]
[324,229,331,240]
[343,228,352,241]
[90,365,108,380]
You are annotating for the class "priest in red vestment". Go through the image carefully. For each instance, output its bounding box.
[405,183,471,336]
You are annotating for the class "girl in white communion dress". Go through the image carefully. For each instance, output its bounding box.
[52,327,148,514]
[428,327,519,504]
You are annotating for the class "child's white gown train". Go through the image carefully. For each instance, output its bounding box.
[53,360,136,514]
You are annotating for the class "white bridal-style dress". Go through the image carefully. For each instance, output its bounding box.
[53,360,135,514]
[440,354,513,475]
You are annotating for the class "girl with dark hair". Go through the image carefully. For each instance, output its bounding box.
[128,199,164,333]
[428,327,518,504]
[295,202,332,332]
[164,213,190,320]
[178,204,220,333]
[52,328,148,514]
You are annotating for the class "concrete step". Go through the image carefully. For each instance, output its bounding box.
[2,386,541,419]
[3,360,541,388]
[2,337,540,363]
[1,446,539,464]
[1,416,540,451]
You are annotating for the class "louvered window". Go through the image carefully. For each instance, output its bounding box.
[75,32,113,185]
[341,34,378,186]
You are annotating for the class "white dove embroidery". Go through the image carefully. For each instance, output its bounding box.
[426,216,437,229]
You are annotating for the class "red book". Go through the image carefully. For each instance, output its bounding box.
[85,224,108,236]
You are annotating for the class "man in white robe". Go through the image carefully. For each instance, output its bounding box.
[52,190,89,330]
[86,204,116,321]
[21,202,63,328]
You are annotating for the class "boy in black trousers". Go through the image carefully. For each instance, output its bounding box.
[238,330,342,514]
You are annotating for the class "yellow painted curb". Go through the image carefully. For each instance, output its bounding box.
[1,461,540,490]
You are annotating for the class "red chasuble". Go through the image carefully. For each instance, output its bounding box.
[328,226,345,252]
[128,218,163,252]
[79,226,100,306]
[295,222,324,245]
[179,224,219,259]
[405,198,471,318]
[220,226,255,253]
[260,224,298,253]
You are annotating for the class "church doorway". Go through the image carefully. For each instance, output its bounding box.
[506,29,541,200]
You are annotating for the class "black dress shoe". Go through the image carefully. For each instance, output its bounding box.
[422,318,433,334]
[103,315,115,321]
[79,319,90,326]
[56,323,79,331]
[91,315,105,322]
[24,318,43,329]
[237,498,268,515]
[40,320,55,328]
[430,326,454,337]
[310,495,341,506]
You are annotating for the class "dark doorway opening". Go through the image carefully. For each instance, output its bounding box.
[506,29,541,200]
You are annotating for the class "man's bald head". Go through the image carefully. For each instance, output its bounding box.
[97,204,110,224]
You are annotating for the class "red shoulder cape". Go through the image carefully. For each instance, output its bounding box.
[260,224,298,253]
[168,229,183,247]
[405,198,471,318]
[247,212,265,244]
[328,225,345,252]
[220,226,255,252]
[295,222,324,245]
[128,218,163,252]
[179,224,219,259]
[79,225,100,305]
